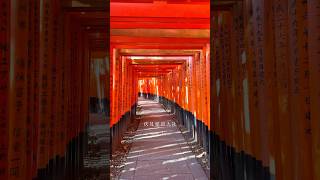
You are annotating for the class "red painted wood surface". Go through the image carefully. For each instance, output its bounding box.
[211,0,320,179]
[0,0,10,179]
[309,0,320,179]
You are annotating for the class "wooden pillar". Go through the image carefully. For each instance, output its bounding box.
[8,0,29,179]
[272,0,293,179]
[308,0,320,179]
[0,0,10,179]
[288,0,313,179]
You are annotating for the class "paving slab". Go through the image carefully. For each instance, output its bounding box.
[117,98,208,180]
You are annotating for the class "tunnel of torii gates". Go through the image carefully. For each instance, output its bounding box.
[110,0,211,177]
[109,0,211,160]
[0,0,320,180]
[110,0,320,180]
[111,1,320,180]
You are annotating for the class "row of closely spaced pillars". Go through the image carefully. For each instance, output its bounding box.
[210,0,320,179]
[0,1,108,179]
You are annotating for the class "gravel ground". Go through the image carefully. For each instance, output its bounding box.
[110,111,141,179]
[80,113,110,180]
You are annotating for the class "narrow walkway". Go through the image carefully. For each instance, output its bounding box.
[119,98,208,180]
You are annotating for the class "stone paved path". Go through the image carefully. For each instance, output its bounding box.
[118,98,208,180]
